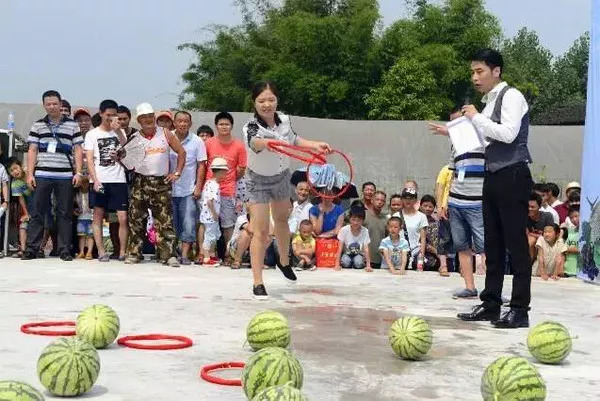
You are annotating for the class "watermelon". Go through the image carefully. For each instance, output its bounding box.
[242,347,303,400]
[37,336,100,397]
[527,321,572,364]
[481,356,546,401]
[0,381,45,401]
[247,311,290,351]
[76,304,120,349]
[251,383,308,401]
[389,316,432,360]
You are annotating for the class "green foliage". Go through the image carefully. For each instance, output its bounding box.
[180,0,379,119]
[179,0,588,122]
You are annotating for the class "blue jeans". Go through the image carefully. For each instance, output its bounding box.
[172,195,197,243]
[341,253,365,269]
[449,205,485,254]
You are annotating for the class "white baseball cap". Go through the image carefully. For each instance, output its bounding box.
[565,181,581,192]
[210,157,229,171]
[136,102,155,119]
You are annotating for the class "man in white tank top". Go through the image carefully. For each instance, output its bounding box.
[124,103,186,267]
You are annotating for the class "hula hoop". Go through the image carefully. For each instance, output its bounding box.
[267,141,327,164]
[200,362,245,386]
[20,321,76,336]
[307,149,354,200]
[117,334,193,350]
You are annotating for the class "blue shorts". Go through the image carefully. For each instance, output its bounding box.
[77,219,93,236]
[172,195,197,243]
[89,183,129,212]
[449,205,485,254]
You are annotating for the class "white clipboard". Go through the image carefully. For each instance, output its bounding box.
[446,116,485,156]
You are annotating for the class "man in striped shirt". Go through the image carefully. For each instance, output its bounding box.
[443,107,486,299]
[23,90,84,261]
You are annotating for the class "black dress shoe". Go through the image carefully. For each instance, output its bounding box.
[491,309,529,329]
[60,253,73,262]
[22,251,37,260]
[457,304,500,322]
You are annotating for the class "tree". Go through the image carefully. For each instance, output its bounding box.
[366,0,500,119]
[179,0,587,122]
[179,0,380,119]
[365,57,448,120]
[532,32,589,124]
[501,28,553,116]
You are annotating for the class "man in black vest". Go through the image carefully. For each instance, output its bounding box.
[430,49,533,328]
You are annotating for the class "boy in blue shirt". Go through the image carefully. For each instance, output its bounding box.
[379,216,410,275]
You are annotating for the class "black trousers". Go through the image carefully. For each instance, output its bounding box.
[26,178,74,255]
[480,163,533,310]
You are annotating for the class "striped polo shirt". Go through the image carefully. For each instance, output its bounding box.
[28,115,83,180]
[448,145,485,208]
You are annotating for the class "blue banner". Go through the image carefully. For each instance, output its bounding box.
[578,0,600,283]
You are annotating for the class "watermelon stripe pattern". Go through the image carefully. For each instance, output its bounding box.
[389,316,432,360]
[481,356,546,401]
[527,321,572,364]
[247,311,290,351]
[242,347,303,400]
[0,381,45,401]
[251,383,308,401]
[76,304,120,349]
[37,337,100,397]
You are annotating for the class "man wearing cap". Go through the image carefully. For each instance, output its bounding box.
[555,187,580,224]
[124,103,185,267]
[430,49,534,329]
[74,108,92,137]
[156,110,174,130]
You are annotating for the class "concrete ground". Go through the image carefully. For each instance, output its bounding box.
[0,258,598,401]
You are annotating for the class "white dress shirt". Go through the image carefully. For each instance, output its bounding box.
[472,82,529,146]
[288,200,312,234]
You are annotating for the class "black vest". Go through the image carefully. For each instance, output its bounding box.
[485,86,532,172]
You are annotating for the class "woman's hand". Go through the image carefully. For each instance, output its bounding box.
[313,142,331,154]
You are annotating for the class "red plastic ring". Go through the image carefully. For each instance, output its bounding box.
[200,362,245,386]
[307,149,354,200]
[267,141,327,164]
[117,334,193,350]
[20,321,76,336]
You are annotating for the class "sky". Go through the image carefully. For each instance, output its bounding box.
[0,0,591,110]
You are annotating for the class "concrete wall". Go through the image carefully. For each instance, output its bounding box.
[0,102,583,196]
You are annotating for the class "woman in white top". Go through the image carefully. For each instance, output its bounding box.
[242,81,330,299]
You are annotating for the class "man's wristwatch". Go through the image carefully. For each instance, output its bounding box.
[174,171,181,178]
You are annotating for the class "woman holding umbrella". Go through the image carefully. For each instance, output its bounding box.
[242,81,331,299]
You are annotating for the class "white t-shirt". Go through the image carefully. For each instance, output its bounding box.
[393,211,428,255]
[84,127,126,183]
[540,205,560,225]
[337,225,371,253]
[200,180,221,224]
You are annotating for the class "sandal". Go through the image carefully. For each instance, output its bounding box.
[439,267,450,277]
[230,261,241,270]
[13,251,23,258]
